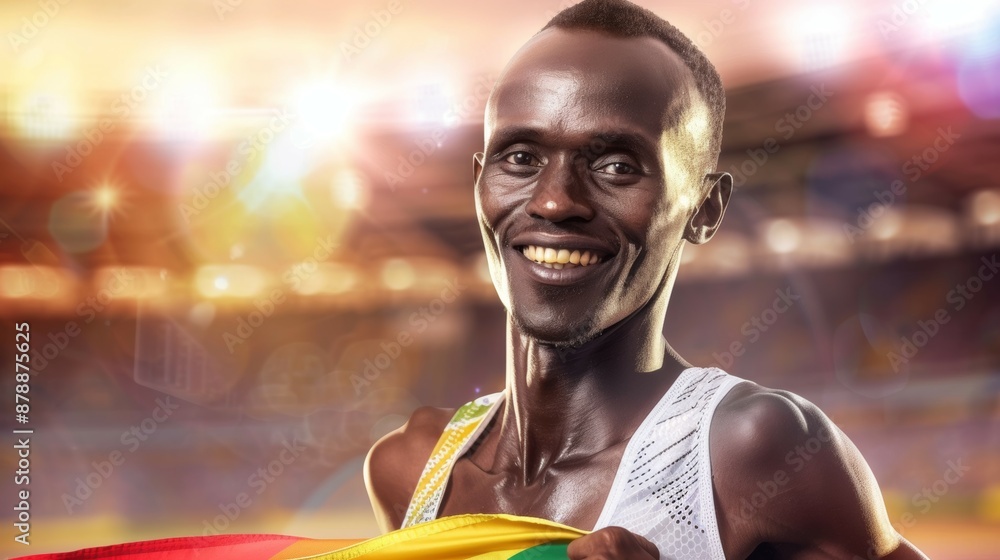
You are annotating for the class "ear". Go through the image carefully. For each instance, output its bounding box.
[683,172,732,245]
[473,152,485,185]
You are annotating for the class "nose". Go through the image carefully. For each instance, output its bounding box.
[524,156,595,223]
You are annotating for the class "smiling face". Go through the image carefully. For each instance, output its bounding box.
[475,27,718,347]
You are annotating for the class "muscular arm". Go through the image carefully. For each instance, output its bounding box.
[363,406,452,533]
[710,384,929,560]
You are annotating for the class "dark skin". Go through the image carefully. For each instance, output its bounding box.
[365,28,929,560]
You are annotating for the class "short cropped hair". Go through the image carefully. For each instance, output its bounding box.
[542,0,726,169]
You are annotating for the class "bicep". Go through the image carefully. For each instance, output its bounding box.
[797,419,900,557]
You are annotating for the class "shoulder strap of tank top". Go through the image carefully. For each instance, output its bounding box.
[401,391,505,528]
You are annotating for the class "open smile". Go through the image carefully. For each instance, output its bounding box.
[508,233,616,286]
[518,245,603,269]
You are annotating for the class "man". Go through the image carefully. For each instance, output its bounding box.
[365,1,930,558]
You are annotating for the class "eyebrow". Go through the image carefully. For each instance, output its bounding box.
[486,127,657,162]
[590,132,656,162]
[485,126,542,157]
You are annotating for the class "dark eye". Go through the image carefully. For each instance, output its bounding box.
[505,151,539,166]
[596,161,636,175]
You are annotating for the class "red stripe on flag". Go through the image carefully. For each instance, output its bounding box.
[12,534,303,560]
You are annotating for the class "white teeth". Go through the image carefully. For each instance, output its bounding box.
[521,245,605,268]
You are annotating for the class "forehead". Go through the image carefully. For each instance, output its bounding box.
[487,28,697,142]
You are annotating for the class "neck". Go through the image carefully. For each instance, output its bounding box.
[495,289,689,484]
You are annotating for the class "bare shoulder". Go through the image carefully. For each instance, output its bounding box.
[364,405,454,533]
[708,382,832,534]
[710,382,829,469]
[708,382,927,559]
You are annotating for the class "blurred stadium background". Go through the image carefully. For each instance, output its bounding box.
[0,0,998,557]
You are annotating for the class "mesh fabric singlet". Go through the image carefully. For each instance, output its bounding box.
[400,366,745,560]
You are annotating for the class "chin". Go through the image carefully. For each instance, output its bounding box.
[510,308,604,349]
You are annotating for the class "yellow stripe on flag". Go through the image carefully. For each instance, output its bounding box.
[281,514,587,560]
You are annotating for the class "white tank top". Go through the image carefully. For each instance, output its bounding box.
[401,366,745,560]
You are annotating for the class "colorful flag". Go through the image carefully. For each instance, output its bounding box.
[13,514,587,560]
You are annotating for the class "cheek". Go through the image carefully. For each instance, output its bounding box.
[474,185,500,254]
[611,191,689,289]
[657,197,691,241]
[649,180,698,240]
[475,174,523,231]
[611,190,676,249]
[474,178,518,306]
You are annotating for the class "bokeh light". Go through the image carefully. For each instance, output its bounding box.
[195,264,269,298]
[14,92,75,139]
[864,91,909,138]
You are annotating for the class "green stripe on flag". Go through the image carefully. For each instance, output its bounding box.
[508,541,571,559]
